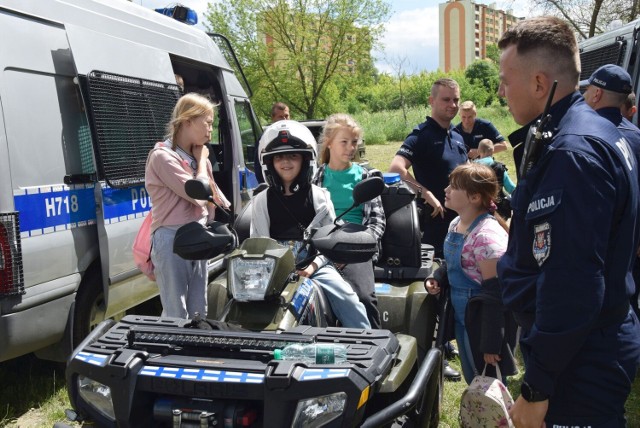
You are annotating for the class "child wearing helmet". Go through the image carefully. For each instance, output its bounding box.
[250,120,370,328]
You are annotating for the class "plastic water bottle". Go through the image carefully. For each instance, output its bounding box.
[273,343,347,364]
[383,172,401,187]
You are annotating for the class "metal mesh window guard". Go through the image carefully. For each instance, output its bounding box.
[580,41,626,82]
[85,71,181,188]
[0,212,24,297]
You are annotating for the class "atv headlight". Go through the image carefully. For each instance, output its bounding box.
[77,375,115,421]
[229,257,276,301]
[291,392,347,427]
[227,238,295,301]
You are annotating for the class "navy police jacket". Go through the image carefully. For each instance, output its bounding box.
[497,92,640,396]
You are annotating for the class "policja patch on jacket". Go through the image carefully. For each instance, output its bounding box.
[533,222,551,266]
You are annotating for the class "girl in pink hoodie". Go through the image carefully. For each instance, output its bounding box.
[145,93,229,319]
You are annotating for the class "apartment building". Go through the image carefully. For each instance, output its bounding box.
[439,0,521,71]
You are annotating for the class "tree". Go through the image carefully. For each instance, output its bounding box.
[485,43,500,65]
[206,0,391,119]
[465,60,500,106]
[532,0,639,38]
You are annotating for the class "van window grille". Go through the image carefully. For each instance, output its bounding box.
[0,212,24,297]
[84,71,181,188]
[78,114,95,175]
[580,41,627,81]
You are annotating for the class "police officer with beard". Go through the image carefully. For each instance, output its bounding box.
[496,17,640,427]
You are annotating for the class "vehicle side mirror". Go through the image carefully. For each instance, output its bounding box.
[353,176,385,205]
[185,178,213,201]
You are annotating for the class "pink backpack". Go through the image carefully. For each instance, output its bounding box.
[132,212,155,281]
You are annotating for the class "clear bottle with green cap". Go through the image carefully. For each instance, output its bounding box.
[273,343,347,364]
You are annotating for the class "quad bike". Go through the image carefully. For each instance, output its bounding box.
[65,176,445,427]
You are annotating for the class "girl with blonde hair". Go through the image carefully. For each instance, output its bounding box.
[145,93,229,319]
[313,113,386,328]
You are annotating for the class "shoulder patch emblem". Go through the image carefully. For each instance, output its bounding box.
[533,222,551,266]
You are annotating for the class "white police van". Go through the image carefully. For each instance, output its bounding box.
[579,19,640,124]
[0,0,263,362]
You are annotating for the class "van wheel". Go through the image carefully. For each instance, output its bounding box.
[72,281,106,348]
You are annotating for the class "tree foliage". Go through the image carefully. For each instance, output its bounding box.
[206,0,391,120]
[532,0,640,38]
[464,60,501,106]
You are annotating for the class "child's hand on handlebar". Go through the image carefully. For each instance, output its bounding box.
[296,261,318,278]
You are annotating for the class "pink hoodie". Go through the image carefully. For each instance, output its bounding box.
[144,141,225,233]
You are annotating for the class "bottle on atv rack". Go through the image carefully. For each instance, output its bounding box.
[65,177,446,427]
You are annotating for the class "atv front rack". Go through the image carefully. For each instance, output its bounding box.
[126,325,315,359]
[67,315,404,427]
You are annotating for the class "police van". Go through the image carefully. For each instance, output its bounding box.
[0,0,264,362]
[579,19,640,124]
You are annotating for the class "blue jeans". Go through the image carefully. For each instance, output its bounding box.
[312,264,370,329]
[450,286,481,384]
[284,241,370,329]
[151,227,208,319]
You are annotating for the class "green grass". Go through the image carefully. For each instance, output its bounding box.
[0,354,82,428]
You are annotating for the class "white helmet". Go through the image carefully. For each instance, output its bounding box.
[258,120,318,192]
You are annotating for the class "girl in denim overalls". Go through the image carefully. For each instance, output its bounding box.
[425,164,509,384]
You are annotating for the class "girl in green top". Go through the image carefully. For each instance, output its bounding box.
[312,113,386,328]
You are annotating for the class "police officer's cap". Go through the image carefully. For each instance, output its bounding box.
[579,64,633,94]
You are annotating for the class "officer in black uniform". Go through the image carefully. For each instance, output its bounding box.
[497,17,640,427]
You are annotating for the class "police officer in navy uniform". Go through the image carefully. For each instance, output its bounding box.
[581,64,640,167]
[582,65,640,321]
[455,100,508,160]
[389,77,468,382]
[497,16,640,427]
[389,77,468,258]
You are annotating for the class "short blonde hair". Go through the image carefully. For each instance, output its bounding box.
[460,100,476,112]
[319,113,363,164]
[477,139,494,157]
[166,93,215,149]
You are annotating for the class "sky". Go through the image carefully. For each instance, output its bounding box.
[137,0,534,74]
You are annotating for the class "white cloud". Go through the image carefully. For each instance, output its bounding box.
[374,6,440,74]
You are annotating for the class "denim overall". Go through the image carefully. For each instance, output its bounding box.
[444,213,490,384]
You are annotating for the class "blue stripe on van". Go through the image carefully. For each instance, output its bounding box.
[14,184,97,237]
[13,184,152,237]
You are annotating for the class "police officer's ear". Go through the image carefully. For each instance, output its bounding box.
[533,72,554,103]
[591,87,604,105]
